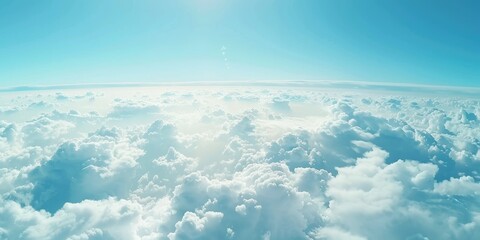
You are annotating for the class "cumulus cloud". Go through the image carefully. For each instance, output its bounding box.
[29,129,143,213]
[22,116,75,147]
[322,148,479,240]
[434,176,480,196]
[0,85,479,239]
[0,121,17,144]
[165,163,324,240]
[0,198,141,240]
[108,101,160,118]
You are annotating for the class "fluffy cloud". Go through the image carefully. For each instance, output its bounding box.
[0,121,17,145]
[322,148,479,240]
[29,129,143,213]
[166,163,324,240]
[0,85,479,239]
[434,176,480,196]
[108,101,160,118]
[0,198,141,240]
[21,116,75,147]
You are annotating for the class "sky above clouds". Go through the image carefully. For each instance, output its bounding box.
[0,84,479,239]
[0,0,479,87]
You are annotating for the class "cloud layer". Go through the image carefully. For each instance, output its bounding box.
[0,85,479,239]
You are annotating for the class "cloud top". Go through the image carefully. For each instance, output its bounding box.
[0,85,479,239]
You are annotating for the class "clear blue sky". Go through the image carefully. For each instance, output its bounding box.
[0,0,478,87]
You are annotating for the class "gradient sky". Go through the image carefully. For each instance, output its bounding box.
[0,0,478,87]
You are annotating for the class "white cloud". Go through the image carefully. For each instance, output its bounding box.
[324,148,478,240]
[29,129,143,213]
[311,227,367,240]
[168,211,224,240]
[21,116,75,147]
[108,101,160,118]
[434,176,480,196]
[1,85,479,239]
[0,198,141,240]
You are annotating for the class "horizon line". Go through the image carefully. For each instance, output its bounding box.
[1,80,480,94]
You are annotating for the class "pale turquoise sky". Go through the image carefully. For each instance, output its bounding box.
[0,0,478,87]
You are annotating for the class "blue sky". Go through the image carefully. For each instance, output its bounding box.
[0,0,478,87]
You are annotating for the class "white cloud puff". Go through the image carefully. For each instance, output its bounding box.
[21,116,75,147]
[434,176,480,196]
[0,198,141,240]
[108,101,160,118]
[29,129,143,213]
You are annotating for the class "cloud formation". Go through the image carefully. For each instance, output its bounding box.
[0,85,479,239]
